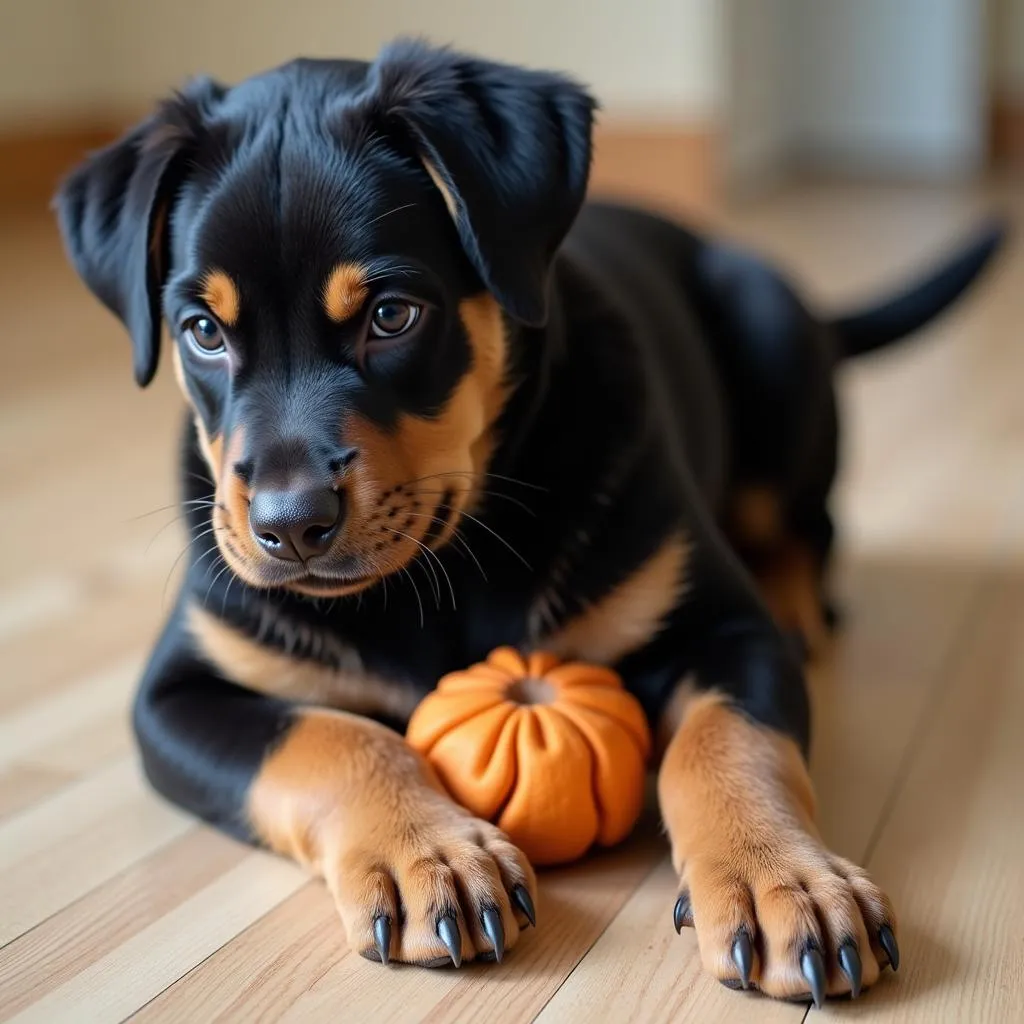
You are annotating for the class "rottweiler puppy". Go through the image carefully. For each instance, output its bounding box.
[56,39,1003,1004]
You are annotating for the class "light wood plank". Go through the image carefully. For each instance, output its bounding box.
[0,655,140,771]
[830,574,1024,1021]
[0,758,192,945]
[9,851,306,1024]
[0,829,244,1018]
[534,859,806,1024]
[133,826,665,1023]
[0,764,73,820]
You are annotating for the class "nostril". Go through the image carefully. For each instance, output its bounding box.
[301,522,337,554]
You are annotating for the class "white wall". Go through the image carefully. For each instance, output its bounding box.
[1,0,724,127]
[725,0,798,190]
[790,0,986,178]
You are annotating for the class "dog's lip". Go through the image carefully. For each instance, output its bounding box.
[292,570,374,590]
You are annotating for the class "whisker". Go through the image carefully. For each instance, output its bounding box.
[396,469,547,493]
[411,485,535,517]
[402,511,487,582]
[365,202,417,226]
[437,503,532,571]
[384,526,456,611]
[203,559,235,610]
[398,565,425,627]
[126,498,217,524]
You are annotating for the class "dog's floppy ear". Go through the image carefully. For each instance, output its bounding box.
[54,78,224,386]
[365,40,596,326]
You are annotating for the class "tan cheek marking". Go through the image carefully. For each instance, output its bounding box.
[730,485,783,550]
[323,263,369,323]
[188,604,421,721]
[423,158,458,219]
[172,346,222,484]
[539,532,690,665]
[248,708,443,867]
[344,295,508,549]
[201,269,241,327]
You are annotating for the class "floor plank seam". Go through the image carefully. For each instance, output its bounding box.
[526,853,667,1024]
[118,874,320,1023]
[0,818,199,958]
[859,579,991,869]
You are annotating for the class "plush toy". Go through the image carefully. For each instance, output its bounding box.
[406,647,651,865]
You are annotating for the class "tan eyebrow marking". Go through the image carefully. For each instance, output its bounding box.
[201,270,240,327]
[323,263,369,323]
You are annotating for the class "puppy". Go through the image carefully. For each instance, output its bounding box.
[56,39,1003,1003]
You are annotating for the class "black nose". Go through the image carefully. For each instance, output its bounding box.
[249,487,342,561]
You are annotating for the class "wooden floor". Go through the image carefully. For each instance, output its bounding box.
[1,179,1022,1023]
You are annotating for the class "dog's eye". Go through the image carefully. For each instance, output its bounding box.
[370,301,420,339]
[184,316,226,354]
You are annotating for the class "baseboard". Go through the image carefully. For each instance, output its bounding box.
[0,120,126,214]
[589,120,721,214]
[991,97,1024,172]
[0,116,723,219]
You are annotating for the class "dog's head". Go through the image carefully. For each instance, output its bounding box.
[57,41,594,596]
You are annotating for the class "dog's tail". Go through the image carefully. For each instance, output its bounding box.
[830,218,1008,359]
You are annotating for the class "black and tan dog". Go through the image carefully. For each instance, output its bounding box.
[56,40,1003,1005]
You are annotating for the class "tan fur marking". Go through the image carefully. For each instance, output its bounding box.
[171,346,222,481]
[188,605,421,720]
[323,263,369,323]
[731,486,783,549]
[201,269,240,327]
[658,693,895,998]
[542,533,690,664]
[249,708,537,965]
[343,294,508,561]
[755,540,829,655]
[654,674,698,758]
[423,159,458,219]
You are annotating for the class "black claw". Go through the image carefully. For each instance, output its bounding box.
[801,947,827,1009]
[436,914,462,968]
[731,928,754,989]
[673,893,693,933]
[879,924,900,972]
[511,884,536,928]
[838,941,862,998]
[481,906,505,963]
[373,915,391,966]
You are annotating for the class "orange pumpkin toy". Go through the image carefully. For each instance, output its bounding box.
[406,648,651,866]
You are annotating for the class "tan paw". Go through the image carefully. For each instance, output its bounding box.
[326,793,537,967]
[674,834,898,1005]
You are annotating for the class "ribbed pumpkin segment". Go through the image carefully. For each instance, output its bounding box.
[497,706,598,864]
[553,701,646,848]
[406,651,652,865]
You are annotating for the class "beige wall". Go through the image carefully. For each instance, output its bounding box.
[0,0,724,127]
[0,0,103,124]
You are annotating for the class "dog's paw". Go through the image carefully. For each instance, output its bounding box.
[674,834,898,1005]
[326,798,537,967]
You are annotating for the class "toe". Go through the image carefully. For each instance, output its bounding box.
[684,862,761,988]
[479,827,538,931]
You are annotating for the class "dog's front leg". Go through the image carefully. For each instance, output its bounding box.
[656,623,898,1005]
[134,600,536,967]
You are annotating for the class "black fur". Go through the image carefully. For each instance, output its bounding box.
[56,40,1004,838]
